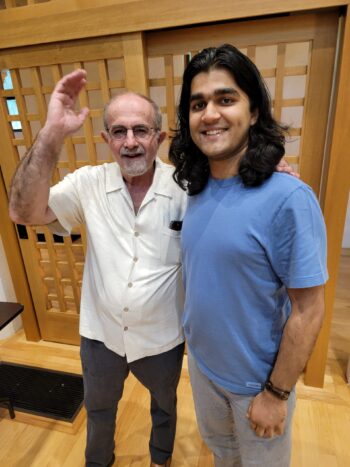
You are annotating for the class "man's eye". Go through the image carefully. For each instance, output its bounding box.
[220,97,234,105]
[191,102,205,111]
[133,126,149,137]
[110,127,126,138]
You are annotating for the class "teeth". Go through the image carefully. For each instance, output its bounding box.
[204,129,224,135]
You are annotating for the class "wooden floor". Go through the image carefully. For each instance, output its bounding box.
[0,255,349,467]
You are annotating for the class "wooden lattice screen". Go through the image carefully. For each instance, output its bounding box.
[148,43,309,172]
[1,0,51,9]
[146,13,338,185]
[0,12,337,344]
[0,37,136,343]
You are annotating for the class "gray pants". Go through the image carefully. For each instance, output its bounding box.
[188,352,296,467]
[80,337,184,466]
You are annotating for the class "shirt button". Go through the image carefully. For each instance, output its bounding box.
[124,326,128,331]
[123,307,129,312]
[133,257,138,262]
[128,282,133,288]
[134,231,139,237]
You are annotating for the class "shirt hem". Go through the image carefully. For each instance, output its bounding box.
[80,329,185,363]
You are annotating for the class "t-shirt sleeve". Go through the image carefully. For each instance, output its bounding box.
[267,185,328,288]
[48,171,85,235]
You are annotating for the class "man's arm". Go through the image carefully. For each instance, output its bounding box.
[247,285,325,438]
[9,69,89,225]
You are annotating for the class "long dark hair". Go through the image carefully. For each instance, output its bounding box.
[169,44,287,195]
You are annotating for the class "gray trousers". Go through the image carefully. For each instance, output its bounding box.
[80,337,184,466]
[188,352,296,467]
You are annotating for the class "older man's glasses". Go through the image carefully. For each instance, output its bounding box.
[107,125,159,141]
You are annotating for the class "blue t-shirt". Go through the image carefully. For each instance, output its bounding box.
[182,173,328,395]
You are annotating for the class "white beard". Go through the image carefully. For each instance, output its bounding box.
[121,157,149,177]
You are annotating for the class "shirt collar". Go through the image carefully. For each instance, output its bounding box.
[105,158,174,198]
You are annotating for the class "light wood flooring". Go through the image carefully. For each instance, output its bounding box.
[0,255,349,467]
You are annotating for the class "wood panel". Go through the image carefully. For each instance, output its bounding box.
[146,12,337,194]
[122,32,148,95]
[304,9,350,387]
[0,36,123,70]
[0,169,40,341]
[0,33,148,345]
[0,0,346,49]
[298,14,340,193]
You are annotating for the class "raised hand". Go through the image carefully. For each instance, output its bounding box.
[44,69,89,143]
[9,69,89,225]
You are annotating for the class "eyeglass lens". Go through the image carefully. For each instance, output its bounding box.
[109,125,154,140]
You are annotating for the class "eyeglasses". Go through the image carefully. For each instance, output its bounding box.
[106,125,159,141]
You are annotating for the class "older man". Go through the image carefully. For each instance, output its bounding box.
[9,69,186,467]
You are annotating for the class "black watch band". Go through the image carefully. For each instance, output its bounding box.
[264,380,290,400]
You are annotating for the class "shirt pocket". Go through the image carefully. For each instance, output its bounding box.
[160,227,182,265]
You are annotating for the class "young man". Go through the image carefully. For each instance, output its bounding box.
[169,44,327,466]
[9,70,187,467]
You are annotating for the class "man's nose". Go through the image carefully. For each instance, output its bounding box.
[123,129,138,147]
[201,102,220,123]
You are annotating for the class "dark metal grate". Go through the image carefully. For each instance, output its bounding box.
[0,362,84,421]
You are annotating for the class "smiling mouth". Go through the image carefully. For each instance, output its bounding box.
[122,153,144,158]
[201,129,228,136]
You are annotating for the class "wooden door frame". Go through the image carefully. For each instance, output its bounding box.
[0,167,40,341]
[0,1,349,386]
[304,8,350,386]
[0,0,347,49]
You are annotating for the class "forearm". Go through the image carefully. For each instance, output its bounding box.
[248,286,324,437]
[269,286,325,390]
[9,126,63,225]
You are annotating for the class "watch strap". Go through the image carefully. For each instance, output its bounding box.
[264,379,290,400]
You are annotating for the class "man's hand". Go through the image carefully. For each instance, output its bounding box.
[43,68,89,146]
[276,158,300,178]
[246,390,287,438]
[9,69,89,225]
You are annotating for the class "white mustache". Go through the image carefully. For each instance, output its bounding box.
[120,149,145,157]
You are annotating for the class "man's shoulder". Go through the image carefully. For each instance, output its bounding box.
[155,158,187,202]
[156,157,174,174]
[64,163,117,182]
[265,172,313,197]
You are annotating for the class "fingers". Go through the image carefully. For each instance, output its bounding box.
[252,424,274,438]
[276,159,288,169]
[246,403,252,419]
[55,69,87,99]
[76,107,90,124]
[250,422,285,439]
[249,421,284,438]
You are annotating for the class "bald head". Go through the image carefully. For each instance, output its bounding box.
[103,92,162,132]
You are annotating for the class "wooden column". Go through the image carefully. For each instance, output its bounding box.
[122,32,148,95]
[304,9,350,386]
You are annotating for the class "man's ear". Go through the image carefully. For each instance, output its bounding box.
[250,109,259,126]
[101,130,109,144]
[158,131,167,145]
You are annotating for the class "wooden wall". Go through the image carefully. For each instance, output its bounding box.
[0,0,349,387]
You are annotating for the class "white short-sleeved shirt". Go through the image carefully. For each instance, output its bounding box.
[48,159,187,362]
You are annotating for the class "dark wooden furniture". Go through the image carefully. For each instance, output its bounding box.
[0,302,24,418]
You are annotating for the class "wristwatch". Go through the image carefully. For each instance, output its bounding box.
[264,379,291,400]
